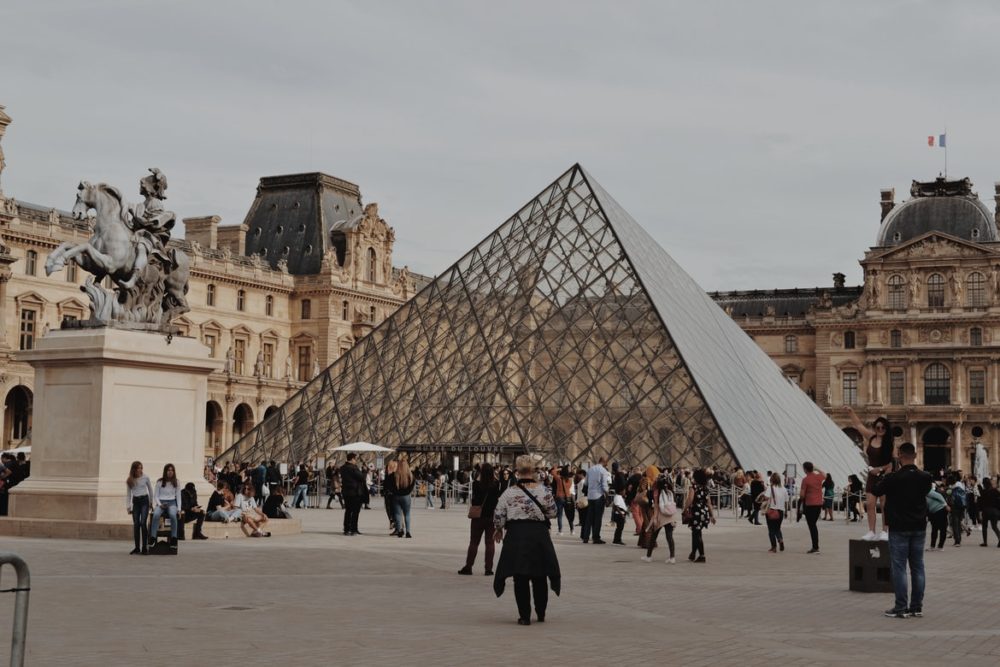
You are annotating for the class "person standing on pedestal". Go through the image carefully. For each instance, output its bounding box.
[125,461,154,555]
[847,408,895,541]
[340,453,365,536]
[873,442,932,618]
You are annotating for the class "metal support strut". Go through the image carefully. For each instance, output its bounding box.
[0,553,30,667]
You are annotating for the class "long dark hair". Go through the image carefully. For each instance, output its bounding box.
[873,416,894,457]
[692,468,708,486]
[127,460,143,488]
[479,463,496,487]
[159,463,178,488]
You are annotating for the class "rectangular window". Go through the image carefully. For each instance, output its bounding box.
[369,305,377,322]
[342,300,349,320]
[18,309,36,351]
[234,339,246,375]
[204,333,217,358]
[25,251,37,276]
[66,263,78,282]
[889,371,905,405]
[970,370,986,405]
[297,345,311,381]
[971,328,983,347]
[262,342,274,379]
[301,299,311,320]
[842,371,858,406]
[890,330,902,348]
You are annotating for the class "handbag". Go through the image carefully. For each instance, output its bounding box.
[681,507,693,525]
[765,487,780,521]
[467,504,482,519]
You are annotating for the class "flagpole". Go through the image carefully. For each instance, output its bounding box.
[944,126,948,178]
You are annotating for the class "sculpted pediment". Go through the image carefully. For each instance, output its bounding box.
[873,232,997,261]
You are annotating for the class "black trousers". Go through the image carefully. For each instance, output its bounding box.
[982,509,1000,544]
[612,512,626,543]
[182,509,205,537]
[513,575,548,621]
[804,505,821,549]
[929,509,948,548]
[344,496,362,533]
[690,527,704,558]
[950,507,965,545]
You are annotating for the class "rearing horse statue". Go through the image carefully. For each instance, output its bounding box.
[46,179,190,329]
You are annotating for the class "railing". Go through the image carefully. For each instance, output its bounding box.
[0,553,30,667]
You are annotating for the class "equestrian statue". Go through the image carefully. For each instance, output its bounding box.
[45,168,190,331]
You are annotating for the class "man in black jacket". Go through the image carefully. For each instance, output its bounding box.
[340,453,365,535]
[873,442,932,618]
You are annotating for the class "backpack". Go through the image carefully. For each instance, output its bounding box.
[951,486,967,509]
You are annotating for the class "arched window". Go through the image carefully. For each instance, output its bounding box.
[924,363,950,405]
[265,294,273,317]
[971,327,983,347]
[369,305,377,322]
[887,275,905,310]
[25,250,37,276]
[967,272,986,307]
[342,300,349,320]
[890,329,902,348]
[844,331,856,349]
[206,284,216,307]
[927,274,945,308]
[367,247,377,282]
[784,335,798,354]
[236,289,246,312]
[301,299,311,320]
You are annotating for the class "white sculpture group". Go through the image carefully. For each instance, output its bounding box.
[45,169,190,330]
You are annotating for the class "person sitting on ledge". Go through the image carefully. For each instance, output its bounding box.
[236,482,270,537]
[149,463,181,546]
[207,480,241,523]
[263,484,289,519]
[181,482,208,540]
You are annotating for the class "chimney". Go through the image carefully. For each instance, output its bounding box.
[833,272,846,290]
[994,182,1000,226]
[184,215,220,249]
[880,188,895,221]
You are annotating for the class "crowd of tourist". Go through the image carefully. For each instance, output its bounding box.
[0,450,30,516]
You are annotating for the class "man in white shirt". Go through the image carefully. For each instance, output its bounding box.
[581,457,610,544]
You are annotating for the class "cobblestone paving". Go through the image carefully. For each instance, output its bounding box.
[1,503,998,665]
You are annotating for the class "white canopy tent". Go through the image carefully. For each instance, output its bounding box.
[330,442,394,453]
[1,446,30,456]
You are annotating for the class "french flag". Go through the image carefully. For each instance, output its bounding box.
[928,134,947,147]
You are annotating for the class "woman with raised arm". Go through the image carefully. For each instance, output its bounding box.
[847,407,895,540]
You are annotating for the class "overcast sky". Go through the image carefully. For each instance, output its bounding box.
[3,1,1000,291]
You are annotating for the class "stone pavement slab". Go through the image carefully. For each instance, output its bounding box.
[0,503,998,665]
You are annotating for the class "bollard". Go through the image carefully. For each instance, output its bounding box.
[0,553,30,667]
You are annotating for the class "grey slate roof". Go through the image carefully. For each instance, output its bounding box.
[710,287,862,318]
[876,177,997,247]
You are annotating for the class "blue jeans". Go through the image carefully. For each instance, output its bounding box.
[393,494,412,535]
[293,484,309,508]
[150,500,179,539]
[131,496,150,550]
[888,530,926,612]
[554,498,565,531]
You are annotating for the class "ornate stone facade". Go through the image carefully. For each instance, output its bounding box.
[714,177,1000,474]
[0,109,429,455]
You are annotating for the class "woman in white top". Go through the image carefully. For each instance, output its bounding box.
[126,461,155,555]
[760,472,789,553]
[149,463,181,544]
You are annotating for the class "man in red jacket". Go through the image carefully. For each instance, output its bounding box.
[799,461,825,554]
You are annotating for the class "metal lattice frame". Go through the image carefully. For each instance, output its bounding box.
[218,165,729,468]
[219,165,866,480]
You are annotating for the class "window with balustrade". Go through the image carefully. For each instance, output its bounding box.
[924,363,950,405]
[927,274,945,307]
[887,275,905,310]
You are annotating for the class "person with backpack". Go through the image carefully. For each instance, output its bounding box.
[640,474,677,563]
[925,482,949,550]
[947,473,967,547]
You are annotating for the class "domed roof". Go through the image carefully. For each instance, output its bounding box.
[875,177,997,247]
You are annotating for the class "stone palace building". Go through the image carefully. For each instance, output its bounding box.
[0,106,428,456]
[713,176,1000,474]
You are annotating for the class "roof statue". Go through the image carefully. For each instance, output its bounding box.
[218,165,865,481]
[44,169,190,331]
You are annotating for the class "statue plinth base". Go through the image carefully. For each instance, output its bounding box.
[6,328,222,527]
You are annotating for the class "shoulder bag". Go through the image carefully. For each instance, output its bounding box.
[518,482,552,529]
[468,484,490,519]
[576,483,589,509]
[765,487,781,521]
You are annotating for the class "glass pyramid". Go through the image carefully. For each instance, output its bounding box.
[220,165,865,480]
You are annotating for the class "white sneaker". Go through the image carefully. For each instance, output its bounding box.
[878,531,889,541]
[861,530,877,541]
[666,557,675,564]
[557,531,563,536]
[640,555,652,563]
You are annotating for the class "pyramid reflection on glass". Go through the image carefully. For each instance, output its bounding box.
[219,165,864,479]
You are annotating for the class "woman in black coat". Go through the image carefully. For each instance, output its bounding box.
[458,463,500,575]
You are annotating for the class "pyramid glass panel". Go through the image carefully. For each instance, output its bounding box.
[219,165,865,481]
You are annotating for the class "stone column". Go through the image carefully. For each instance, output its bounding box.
[954,421,963,473]
[993,423,999,477]
[911,423,920,468]
[0,257,14,345]
[910,360,921,405]
[874,361,883,405]
[992,357,999,404]
[954,360,964,404]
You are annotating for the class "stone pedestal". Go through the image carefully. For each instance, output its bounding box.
[8,328,222,523]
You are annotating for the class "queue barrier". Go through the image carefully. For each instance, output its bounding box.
[0,553,29,667]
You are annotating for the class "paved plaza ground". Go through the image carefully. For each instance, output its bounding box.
[2,501,1000,665]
